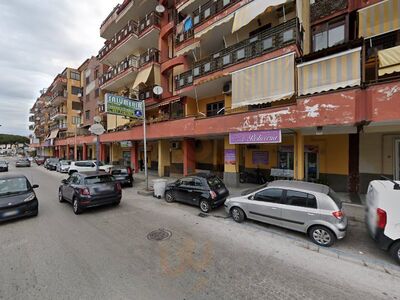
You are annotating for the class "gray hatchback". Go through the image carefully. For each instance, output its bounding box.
[224,180,347,247]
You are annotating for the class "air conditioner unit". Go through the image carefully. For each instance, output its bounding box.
[171,141,181,150]
[223,81,232,95]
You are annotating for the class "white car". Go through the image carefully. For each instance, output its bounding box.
[366,179,400,264]
[68,160,113,175]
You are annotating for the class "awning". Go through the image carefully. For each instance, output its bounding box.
[232,0,289,33]
[231,52,295,109]
[195,14,234,39]
[378,45,400,76]
[132,65,153,90]
[358,0,400,39]
[177,0,195,13]
[297,47,361,96]
[153,65,161,86]
[46,129,59,140]
[175,41,201,57]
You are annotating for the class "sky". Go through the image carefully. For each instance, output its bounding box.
[0,0,120,136]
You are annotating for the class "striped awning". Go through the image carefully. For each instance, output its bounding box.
[175,41,201,57]
[232,0,289,33]
[132,65,153,90]
[195,14,234,39]
[378,45,400,76]
[358,0,400,39]
[231,52,295,109]
[297,47,361,96]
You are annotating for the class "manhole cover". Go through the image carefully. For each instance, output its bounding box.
[198,212,209,218]
[147,229,172,241]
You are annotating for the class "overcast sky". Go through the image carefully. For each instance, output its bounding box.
[0,0,119,136]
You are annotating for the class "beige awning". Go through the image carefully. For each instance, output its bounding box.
[177,0,195,13]
[231,52,295,108]
[378,45,400,76]
[153,65,161,86]
[132,65,153,90]
[232,0,289,33]
[175,41,201,57]
[358,0,400,38]
[195,14,234,39]
[297,47,361,96]
[47,130,59,140]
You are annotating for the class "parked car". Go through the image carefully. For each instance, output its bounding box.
[43,158,50,168]
[56,160,72,173]
[0,175,39,222]
[46,158,60,171]
[0,161,8,172]
[15,158,31,168]
[68,160,113,175]
[35,157,46,165]
[225,180,347,247]
[164,174,229,213]
[109,166,133,187]
[58,171,122,214]
[366,179,400,264]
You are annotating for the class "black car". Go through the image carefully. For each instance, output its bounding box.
[0,175,39,222]
[165,174,229,213]
[110,166,133,187]
[0,161,8,172]
[59,171,122,215]
[46,158,60,171]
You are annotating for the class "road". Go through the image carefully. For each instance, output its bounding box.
[1,158,399,300]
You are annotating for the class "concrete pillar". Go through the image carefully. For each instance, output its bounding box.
[100,144,106,162]
[66,145,70,160]
[294,131,305,181]
[158,140,170,177]
[212,139,218,171]
[131,142,139,173]
[82,143,87,160]
[223,136,240,187]
[183,139,196,176]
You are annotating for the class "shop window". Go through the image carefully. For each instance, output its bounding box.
[206,101,224,117]
[312,17,346,52]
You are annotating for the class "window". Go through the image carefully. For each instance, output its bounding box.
[70,71,81,81]
[312,18,346,52]
[206,101,224,117]
[85,110,90,120]
[85,76,90,85]
[254,188,283,203]
[284,190,317,209]
[180,177,195,186]
[170,101,184,119]
[95,88,100,98]
[71,86,81,95]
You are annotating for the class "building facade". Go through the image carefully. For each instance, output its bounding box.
[29,0,400,195]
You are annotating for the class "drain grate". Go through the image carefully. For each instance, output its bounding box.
[198,212,209,218]
[147,229,172,241]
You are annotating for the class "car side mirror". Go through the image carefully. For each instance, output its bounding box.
[61,179,68,184]
[248,194,255,200]
[32,184,39,189]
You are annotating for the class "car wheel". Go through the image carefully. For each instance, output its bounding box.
[231,207,245,223]
[113,200,121,206]
[309,226,336,247]
[389,241,400,265]
[165,191,175,203]
[58,189,65,203]
[128,180,133,188]
[199,199,211,213]
[72,198,82,215]
[239,176,246,183]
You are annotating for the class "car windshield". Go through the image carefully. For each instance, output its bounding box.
[207,176,224,190]
[241,183,269,196]
[84,175,115,185]
[328,188,343,209]
[0,161,6,165]
[61,161,71,165]
[0,177,30,196]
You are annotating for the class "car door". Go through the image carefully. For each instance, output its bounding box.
[280,190,319,232]
[64,174,80,202]
[175,177,196,204]
[247,188,284,226]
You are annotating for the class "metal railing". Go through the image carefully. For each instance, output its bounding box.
[176,18,300,90]
[50,90,67,103]
[98,12,161,60]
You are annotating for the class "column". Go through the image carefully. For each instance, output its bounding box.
[294,131,305,181]
[212,139,218,171]
[131,142,139,173]
[223,136,240,187]
[82,143,87,160]
[158,140,170,177]
[183,139,196,176]
[66,145,70,160]
[100,143,106,162]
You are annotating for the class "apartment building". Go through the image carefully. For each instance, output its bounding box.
[31,0,400,196]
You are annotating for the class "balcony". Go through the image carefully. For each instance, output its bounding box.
[29,125,35,131]
[50,90,68,106]
[50,108,67,121]
[98,12,161,65]
[176,18,300,90]
[29,115,35,123]
[310,0,348,23]
[99,48,160,91]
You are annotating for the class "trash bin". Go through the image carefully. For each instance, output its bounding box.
[153,179,168,199]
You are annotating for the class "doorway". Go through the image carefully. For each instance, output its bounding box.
[395,139,400,180]
[305,152,319,182]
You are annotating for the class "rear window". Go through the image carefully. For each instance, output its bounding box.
[61,161,71,165]
[328,189,342,209]
[207,176,224,190]
[112,169,128,175]
[84,175,115,185]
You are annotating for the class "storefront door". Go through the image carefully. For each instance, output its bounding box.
[395,139,400,180]
[122,151,131,167]
[305,152,319,182]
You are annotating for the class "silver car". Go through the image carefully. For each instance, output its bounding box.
[56,160,72,173]
[225,180,347,247]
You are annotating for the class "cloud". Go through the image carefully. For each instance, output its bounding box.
[0,0,119,136]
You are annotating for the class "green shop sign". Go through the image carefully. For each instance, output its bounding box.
[105,93,143,119]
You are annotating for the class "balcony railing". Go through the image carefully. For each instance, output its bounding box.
[50,90,68,103]
[139,85,160,101]
[175,0,241,45]
[29,116,35,122]
[50,108,67,119]
[98,12,161,60]
[99,48,160,86]
[29,125,35,131]
[310,0,348,23]
[176,18,300,90]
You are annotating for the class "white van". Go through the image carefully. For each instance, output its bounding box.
[366,179,400,264]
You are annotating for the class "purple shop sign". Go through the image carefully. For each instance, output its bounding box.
[224,149,236,165]
[252,151,269,164]
[229,130,282,145]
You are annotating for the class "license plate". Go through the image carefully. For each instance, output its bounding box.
[3,210,18,218]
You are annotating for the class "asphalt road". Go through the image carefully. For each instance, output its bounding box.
[1,158,400,300]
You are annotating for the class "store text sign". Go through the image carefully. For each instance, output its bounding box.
[229,130,282,144]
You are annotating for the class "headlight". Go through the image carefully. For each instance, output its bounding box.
[24,193,36,202]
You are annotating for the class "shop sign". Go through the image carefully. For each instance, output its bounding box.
[229,130,281,144]
[105,93,143,119]
[120,141,133,148]
[252,151,269,164]
[224,149,236,165]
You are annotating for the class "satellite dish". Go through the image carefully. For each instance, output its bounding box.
[94,116,102,123]
[153,85,164,95]
[155,4,165,13]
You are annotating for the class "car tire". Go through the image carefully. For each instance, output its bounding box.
[128,181,133,188]
[389,241,400,265]
[113,200,121,206]
[165,191,175,203]
[231,207,245,223]
[309,226,336,247]
[72,198,83,215]
[199,199,211,213]
[239,176,246,184]
[58,189,65,203]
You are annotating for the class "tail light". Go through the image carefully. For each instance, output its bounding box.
[210,190,217,200]
[115,183,122,193]
[376,208,387,229]
[80,187,90,196]
[332,211,344,220]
